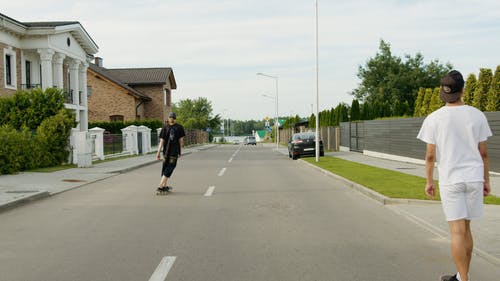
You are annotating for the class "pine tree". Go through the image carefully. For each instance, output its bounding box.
[463,73,477,105]
[350,100,360,121]
[421,88,433,116]
[429,87,444,113]
[473,68,493,111]
[486,65,500,112]
[414,88,425,117]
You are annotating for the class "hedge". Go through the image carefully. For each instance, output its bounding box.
[89,119,163,134]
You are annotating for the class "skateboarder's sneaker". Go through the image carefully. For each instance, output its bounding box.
[157,187,167,192]
[441,274,459,281]
[166,186,173,192]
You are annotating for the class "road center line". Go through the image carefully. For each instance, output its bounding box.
[218,167,226,177]
[148,256,176,281]
[204,186,216,197]
[228,157,233,163]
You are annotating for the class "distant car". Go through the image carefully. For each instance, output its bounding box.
[245,136,257,145]
[287,132,324,160]
[233,139,240,145]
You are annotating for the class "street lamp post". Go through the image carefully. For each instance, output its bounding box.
[314,0,320,162]
[257,73,279,151]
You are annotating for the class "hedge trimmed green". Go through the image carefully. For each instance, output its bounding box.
[88,119,163,134]
[0,88,76,174]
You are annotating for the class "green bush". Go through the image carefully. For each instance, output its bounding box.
[0,88,65,130]
[89,119,163,134]
[36,109,76,167]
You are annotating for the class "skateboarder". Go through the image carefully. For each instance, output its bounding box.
[156,112,185,193]
[417,70,492,281]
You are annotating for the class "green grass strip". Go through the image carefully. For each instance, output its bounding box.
[303,156,500,205]
[29,164,77,173]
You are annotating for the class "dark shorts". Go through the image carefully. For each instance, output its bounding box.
[161,155,178,177]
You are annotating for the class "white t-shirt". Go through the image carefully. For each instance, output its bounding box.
[417,105,492,185]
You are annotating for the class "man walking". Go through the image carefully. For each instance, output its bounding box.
[156,112,185,193]
[417,70,492,281]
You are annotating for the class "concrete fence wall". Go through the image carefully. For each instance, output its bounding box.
[339,111,500,172]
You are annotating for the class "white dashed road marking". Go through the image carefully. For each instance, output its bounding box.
[204,186,216,197]
[218,168,226,177]
[148,256,176,281]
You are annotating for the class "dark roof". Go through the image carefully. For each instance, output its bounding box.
[106,68,177,88]
[88,64,151,101]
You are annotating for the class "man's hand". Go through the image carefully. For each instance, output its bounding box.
[484,182,491,196]
[156,152,161,161]
[425,182,436,198]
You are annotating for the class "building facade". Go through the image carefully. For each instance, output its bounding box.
[87,58,177,123]
[0,13,98,131]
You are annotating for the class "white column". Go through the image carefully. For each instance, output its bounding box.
[37,49,55,90]
[89,127,105,160]
[53,53,66,89]
[69,60,81,129]
[79,62,89,131]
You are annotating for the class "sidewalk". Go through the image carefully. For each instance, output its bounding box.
[273,144,500,266]
[0,144,217,212]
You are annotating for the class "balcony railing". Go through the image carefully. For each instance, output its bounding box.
[65,90,74,104]
[21,84,41,90]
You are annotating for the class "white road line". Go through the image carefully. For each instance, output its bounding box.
[228,157,233,163]
[218,167,226,177]
[204,186,216,197]
[148,256,176,281]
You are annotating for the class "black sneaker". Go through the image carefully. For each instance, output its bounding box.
[157,187,167,192]
[441,274,458,281]
[166,186,173,191]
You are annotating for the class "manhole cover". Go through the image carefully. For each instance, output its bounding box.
[6,190,39,193]
[62,179,87,183]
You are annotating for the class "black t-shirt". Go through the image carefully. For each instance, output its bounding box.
[160,123,186,156]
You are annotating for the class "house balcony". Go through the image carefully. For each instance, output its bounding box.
[21,84,41,90]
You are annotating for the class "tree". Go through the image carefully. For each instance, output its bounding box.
[350,100,360,121]
[486,65,500,112]
[352,39,451,117]
[429,87,444,113]
[420,88,433,116]
[171,97,220,133]
[463,73,477,105]
[414,88,425,117]
[472,68,493,111]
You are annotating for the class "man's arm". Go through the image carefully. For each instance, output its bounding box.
[479,141,490,196]
[424,143,436,198]
[156,139,164,160]
[178,137,184,158]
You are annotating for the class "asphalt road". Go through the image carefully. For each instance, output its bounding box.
[0,144,498,281]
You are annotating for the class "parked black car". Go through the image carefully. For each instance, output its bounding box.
[287,132,324,160]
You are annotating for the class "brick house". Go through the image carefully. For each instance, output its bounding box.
[87,58,177,123]
[0,13,98,131]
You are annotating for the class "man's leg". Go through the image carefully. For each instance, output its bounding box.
[448,219,472,281]
[160,175,168,188]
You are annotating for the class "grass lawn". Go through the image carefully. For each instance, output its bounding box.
[303,156,500,205]
[29,164,77,173]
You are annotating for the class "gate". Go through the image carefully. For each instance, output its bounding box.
[350,122,364,152]
[137,132,143,154]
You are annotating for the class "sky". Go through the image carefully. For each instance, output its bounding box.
[3,0,500,120]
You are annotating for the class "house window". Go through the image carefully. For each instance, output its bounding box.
[110,115,124,122]
[25,60,31,88]
[5,54,12,85]
[3,48,17,89]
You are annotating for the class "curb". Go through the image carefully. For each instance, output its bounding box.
[298,159,440,205]
[0,191,50,213]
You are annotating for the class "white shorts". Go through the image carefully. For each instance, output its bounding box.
[439,182,484,221]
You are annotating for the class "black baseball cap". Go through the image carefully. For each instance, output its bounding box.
[440,70,464,103]
[168,112,177,119]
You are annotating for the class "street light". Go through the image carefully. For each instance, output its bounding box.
[257,73,279,151]
[314,0,320,162]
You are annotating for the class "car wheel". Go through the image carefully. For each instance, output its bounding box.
[292,154,298,160]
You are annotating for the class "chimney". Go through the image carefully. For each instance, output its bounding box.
[94,57,103,67]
